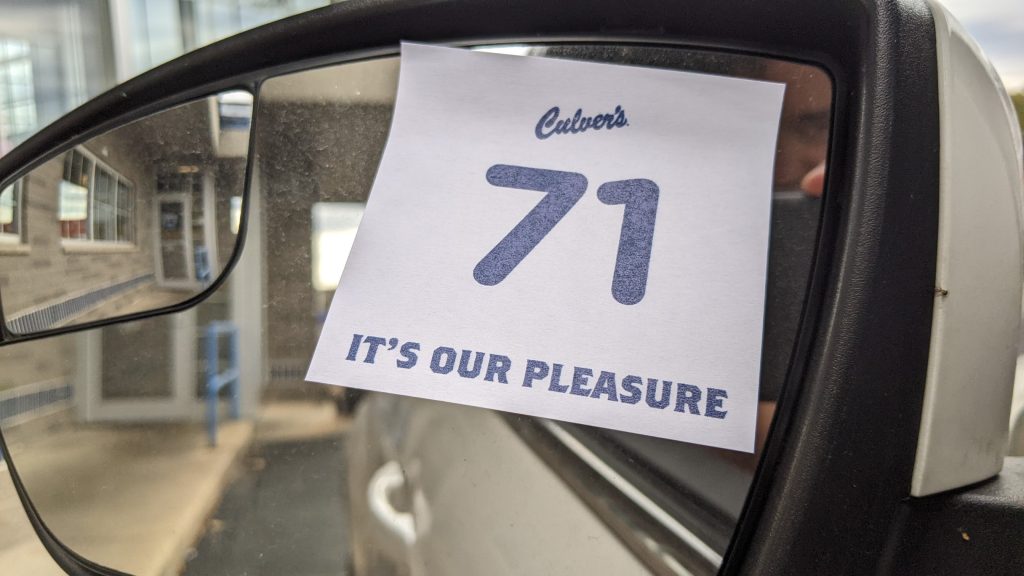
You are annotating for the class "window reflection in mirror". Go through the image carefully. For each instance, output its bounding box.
[0,91,252,335]
[0,46,831,576]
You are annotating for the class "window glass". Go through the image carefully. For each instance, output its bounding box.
[116,180,133,242]
[191,0,330,47]
[61,151,92,239]
[0,38,37,145]
[127,0,330,73]
[311,202,365,292]
[0,44,831,576]
[254,45,833,575]
[0,179,23,242]
[94,168,117,241]
[59,148,135,243]
[1,0,320,157]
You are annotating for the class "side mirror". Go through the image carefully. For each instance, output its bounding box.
[0,1,1020,576]
[0,92,252,335]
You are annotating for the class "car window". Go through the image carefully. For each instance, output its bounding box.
[254,45,830,575]
[0,43,831,576]
[0,0,329,154]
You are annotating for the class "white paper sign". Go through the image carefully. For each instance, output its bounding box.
[307,43,784,452]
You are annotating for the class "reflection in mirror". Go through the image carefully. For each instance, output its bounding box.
[1,47,831,576]
[252,47,832,576]
[0,91,252,335]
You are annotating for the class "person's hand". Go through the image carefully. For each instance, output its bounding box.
[800,161,826,197]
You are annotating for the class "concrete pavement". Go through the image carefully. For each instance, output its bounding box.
[0,401,348,575]
[2,412,253,573]
[0,412,253,575]
[0,464,64,575]
[182,433,350,575]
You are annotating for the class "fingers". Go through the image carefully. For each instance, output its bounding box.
[800,161,826,197]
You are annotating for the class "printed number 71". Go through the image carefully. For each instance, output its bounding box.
[473,164,659,305]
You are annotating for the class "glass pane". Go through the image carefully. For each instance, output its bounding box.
[8,60,30,85]
[257,46,831,575]
[159,200,189,281]
[0,49,37,143]
[0,182,19,237]
[10,104,37,134]
[10,77,32,102]
[101,319,173,399]
[311,202,364,291]
[78,154,93,188]
[0,186,13,225]
[93,168,117,241]
[5,39,28,59]
[116,181,132,242]
[1,45,833,576]
[2,90,252,336]
[59,164,90,241]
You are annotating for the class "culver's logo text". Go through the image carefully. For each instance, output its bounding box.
[535,105,629,140]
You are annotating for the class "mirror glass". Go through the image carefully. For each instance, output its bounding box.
[251,47,831,576]
[1,46,830,576]
[0,91,253,335]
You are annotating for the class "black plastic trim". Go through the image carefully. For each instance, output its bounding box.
[728,2,941,574]
[879,458,1024,574]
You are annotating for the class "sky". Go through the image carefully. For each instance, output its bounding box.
[941,0,1024,91]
